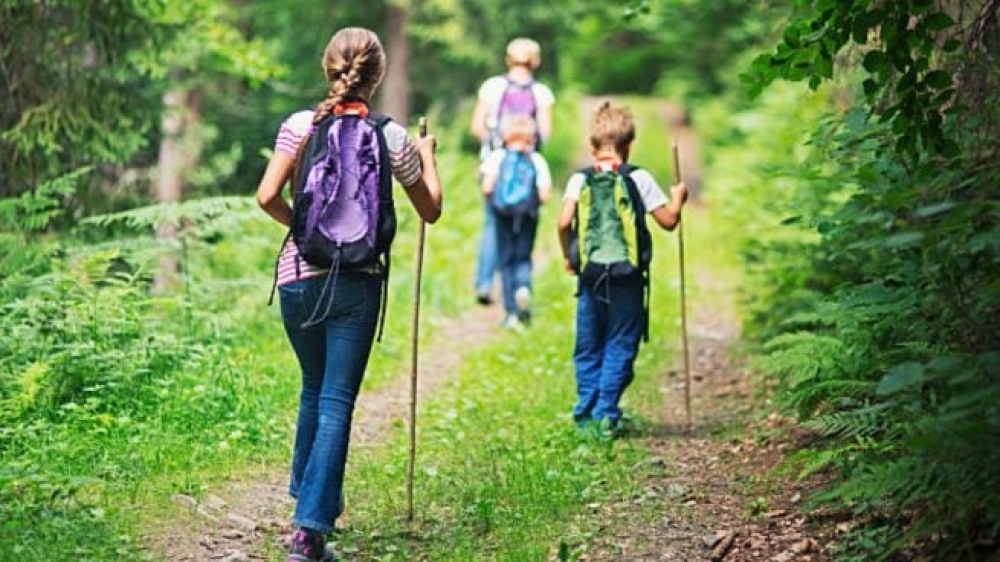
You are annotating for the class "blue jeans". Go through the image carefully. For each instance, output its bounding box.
[475,198,498,294]
[495,213,537,314]
[572,274,645,426]
[279,273,382,533]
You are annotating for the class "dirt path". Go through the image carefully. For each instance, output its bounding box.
[151,102,584,561]
[152,99,832,562]
[582,238,833,561]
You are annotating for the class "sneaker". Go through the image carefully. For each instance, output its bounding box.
[501,313,525,332]
[517,309,532,326]
[287,528,330,562]
[514,286,531,313]
[476,288,493,306]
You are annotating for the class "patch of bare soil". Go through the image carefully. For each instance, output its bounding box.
[150,303,502,561]
[582,264,837,561]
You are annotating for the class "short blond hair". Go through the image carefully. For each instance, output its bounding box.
[502,114,537,143]
[589,101,635,156]
[506,37,541,70]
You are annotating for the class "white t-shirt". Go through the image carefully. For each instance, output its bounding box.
[480,149,553,199]
[562,167,669,212]
[477,75,555,131]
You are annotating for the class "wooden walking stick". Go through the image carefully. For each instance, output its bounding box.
[672,140,693,430]
[406,117,429,522]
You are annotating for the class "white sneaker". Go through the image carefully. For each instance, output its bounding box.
[515,287,531,313]
[501,314,525,332]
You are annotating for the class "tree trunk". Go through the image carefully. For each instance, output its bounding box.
[154,87,186,291]
[380,1,411,124]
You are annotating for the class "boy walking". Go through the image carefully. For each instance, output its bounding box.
[557,102,687,432]
[481,114,552,330]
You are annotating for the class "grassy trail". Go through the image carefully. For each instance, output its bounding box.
[147,97,771,561]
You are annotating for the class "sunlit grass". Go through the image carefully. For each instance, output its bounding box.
[258,213,686,560]
[247,96,713,561]
[1,94,747,561]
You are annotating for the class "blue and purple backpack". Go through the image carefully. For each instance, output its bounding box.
[272,110,396,333]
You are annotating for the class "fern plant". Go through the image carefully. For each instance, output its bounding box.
[0,168,93,305]
[737,1,1000,555]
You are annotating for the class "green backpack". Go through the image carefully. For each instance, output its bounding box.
[569,164,653,338]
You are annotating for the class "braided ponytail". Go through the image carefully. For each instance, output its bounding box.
[313,28,386,124]
[293,28,386,190]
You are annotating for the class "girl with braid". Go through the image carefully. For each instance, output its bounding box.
[256,27,443,561]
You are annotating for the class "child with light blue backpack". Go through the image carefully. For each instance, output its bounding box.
[480,115,552,330]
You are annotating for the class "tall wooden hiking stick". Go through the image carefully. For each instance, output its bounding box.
[672,140,693,430]
[406,117,428,522]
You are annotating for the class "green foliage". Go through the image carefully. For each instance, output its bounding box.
[733,0,1000,557]
[0,107,548,559]
[0,168,95,309]
[563,0,777,99]
[0,0,282,217]
[3,0,776,218]
[0,1,168,199]
[0,241,287,558]
[0,168,88,233]
[82,195,256,234]
[742,0,996,159]
[0,183,285,558]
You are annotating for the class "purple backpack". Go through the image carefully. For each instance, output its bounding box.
[490,78,539,150]
[291,112,395,269]
[273,111,396,333]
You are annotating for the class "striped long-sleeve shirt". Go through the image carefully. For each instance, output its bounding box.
[273,110,423,287]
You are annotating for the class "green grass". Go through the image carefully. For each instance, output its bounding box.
[0,109,485,560]
[1,95,746,561]
[335,315,656,559]
[248,96,704,561]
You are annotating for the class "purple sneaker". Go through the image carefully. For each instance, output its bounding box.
[287,528,333,562]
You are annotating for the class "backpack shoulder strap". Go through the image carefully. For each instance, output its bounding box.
[617,164,647,214]
[361,110,395,342]
[291,113,340,196]
[365,111,394,198]
[617,163,652,343]
[368,110,392,127]
[505,76,536,90]
[502,75,529,90]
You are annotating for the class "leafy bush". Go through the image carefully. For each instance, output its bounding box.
[733,0,1000,557]
[0,183,290,557]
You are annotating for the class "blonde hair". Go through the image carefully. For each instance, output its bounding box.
[502,114,537,143]
[505,37,541,70]
[315,27,386,123]
[589,101,635,156]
